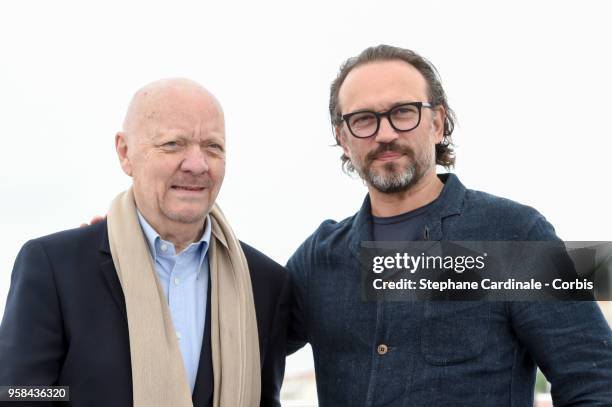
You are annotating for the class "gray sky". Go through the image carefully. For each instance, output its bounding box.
[1,0,611,374]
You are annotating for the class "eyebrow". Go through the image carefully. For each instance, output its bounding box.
[347,100,424,114]
[152,129,225,146]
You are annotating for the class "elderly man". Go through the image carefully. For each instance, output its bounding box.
[0,79,288,407]
[287,45,612,406]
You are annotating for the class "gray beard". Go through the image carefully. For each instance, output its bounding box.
[359,161,418,194]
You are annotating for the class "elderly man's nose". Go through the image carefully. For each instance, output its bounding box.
[180,146,209,174]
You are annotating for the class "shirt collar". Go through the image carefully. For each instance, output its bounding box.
[136,209,212,271]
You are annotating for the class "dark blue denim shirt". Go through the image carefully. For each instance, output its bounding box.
[287,173,612,406]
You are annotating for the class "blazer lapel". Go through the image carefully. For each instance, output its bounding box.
[192,274,213,406]
[98,220,127,323]
[98,219,214,405]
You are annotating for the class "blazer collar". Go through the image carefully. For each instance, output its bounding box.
[98,220,127,322]
[99,219,111,255]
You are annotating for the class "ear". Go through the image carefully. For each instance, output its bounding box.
[115,132,133,176]
[431,106,446,144]
[335,125,351,159]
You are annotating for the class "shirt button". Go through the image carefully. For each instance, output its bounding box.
[174,277,180,285]
[377,344,388,355]
[176,331,182,340]
[161,244,168,252]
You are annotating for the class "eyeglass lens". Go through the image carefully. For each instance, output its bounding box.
[347,104,421,138]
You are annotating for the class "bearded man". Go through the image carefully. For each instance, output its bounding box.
[287,45,612,406]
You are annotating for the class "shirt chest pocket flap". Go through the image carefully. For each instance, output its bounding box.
[420,302,491,366]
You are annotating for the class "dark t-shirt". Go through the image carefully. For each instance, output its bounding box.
[372,198,438,241]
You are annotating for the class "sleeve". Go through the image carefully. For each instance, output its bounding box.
[510,301,612,405]
[510,214,612,404]
[0,240,66,387]
[285,242,310,356]
[259,274,290,407]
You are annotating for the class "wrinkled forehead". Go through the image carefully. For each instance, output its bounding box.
[125,81,225,138]
[146,88,222,127]
[338,60,429,114]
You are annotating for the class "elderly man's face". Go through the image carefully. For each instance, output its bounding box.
[117,84,225,230]
[337,60,444,194]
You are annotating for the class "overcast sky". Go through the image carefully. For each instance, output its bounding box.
[1,0,611,374]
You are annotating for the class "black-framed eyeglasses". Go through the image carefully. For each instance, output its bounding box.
[341,102,434,138]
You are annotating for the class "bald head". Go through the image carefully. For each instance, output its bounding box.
[115,78,226,248]
[122,78,224,143]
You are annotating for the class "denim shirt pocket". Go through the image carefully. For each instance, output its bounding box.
[420,301,491,365]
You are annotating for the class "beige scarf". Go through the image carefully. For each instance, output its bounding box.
[107,188,261,407]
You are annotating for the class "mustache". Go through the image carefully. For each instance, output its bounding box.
[365,142,414,164]
[170,177,213,188]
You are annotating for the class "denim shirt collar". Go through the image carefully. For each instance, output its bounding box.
[348,173,466,258]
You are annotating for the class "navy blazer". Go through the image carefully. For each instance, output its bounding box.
[0,220,289,406]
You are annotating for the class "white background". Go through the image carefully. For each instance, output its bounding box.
[1,0,611,375]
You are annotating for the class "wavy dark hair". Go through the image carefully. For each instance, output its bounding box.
[330,45,456,172]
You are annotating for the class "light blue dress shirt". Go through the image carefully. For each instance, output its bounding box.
[137,211,211,393]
